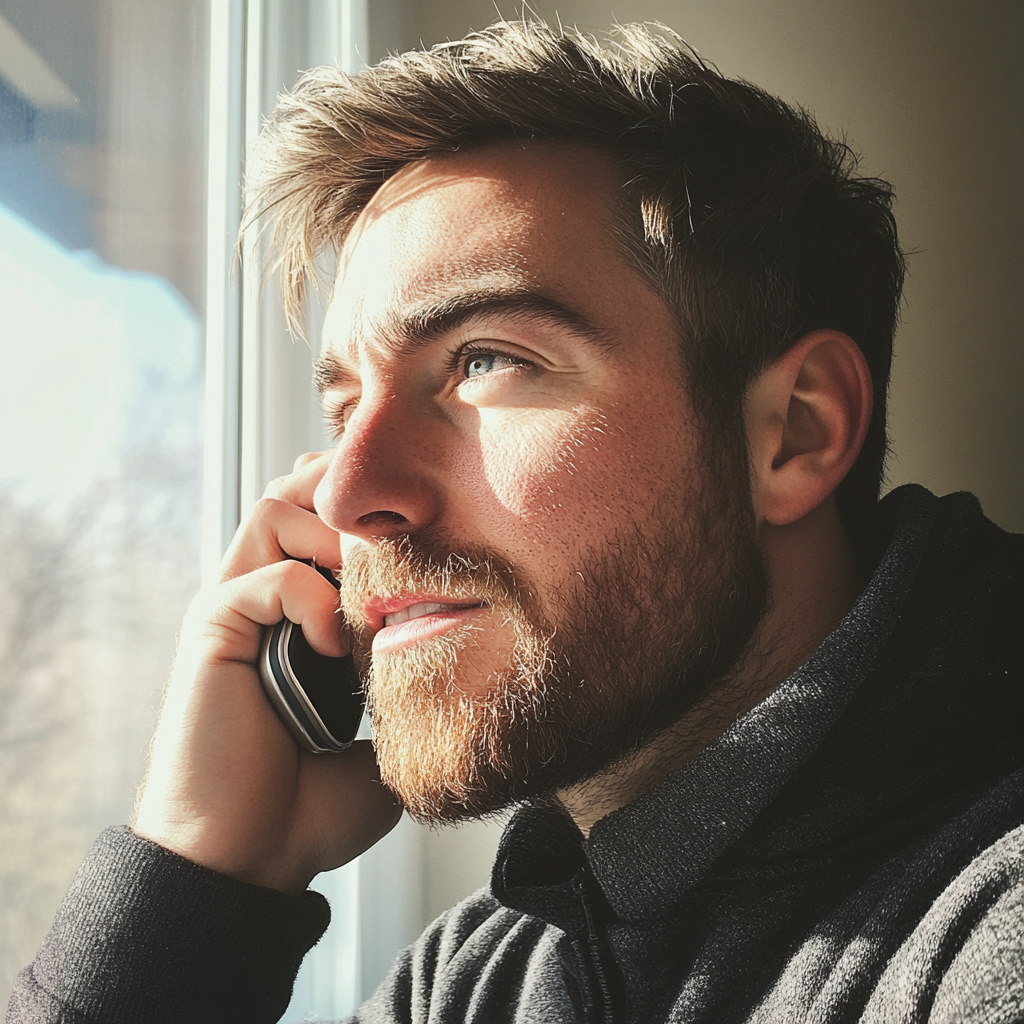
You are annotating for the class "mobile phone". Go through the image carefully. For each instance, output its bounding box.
[257,563,364,753]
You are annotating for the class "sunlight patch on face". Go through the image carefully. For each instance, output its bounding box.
[474,406,616,523]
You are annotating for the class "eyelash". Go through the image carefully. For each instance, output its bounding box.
[443,341,533,379]
[323,398,354,439]
[323,342,533,438]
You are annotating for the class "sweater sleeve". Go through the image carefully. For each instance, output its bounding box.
[862,817,1024,1024]
[930,874,1024,1024]
[4,826,331,1024]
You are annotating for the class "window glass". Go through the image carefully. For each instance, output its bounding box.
[0,0,207,1002]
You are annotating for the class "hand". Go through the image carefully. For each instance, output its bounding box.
[133,452,402,894]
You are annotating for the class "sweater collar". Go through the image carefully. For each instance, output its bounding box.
[494,485,955,926]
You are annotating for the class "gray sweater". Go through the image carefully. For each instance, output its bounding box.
[7,486,1024,1023]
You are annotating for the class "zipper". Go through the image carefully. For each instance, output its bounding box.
[573,869,615,1024]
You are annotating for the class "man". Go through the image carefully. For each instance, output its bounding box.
[8,19,1023,1024]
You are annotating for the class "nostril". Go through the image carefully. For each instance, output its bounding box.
[358,510,408,530]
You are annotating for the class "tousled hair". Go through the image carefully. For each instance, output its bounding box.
[245,18,906,546]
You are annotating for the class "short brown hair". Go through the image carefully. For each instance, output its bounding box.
[246,19,905,546]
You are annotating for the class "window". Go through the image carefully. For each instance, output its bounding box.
[0,0,207,1001]
[1,3,501,1016]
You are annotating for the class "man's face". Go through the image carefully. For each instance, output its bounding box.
[315,143,765,820]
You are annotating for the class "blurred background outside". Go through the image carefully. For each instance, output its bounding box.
[0,1,1020,1019]
[0,0,206,1006]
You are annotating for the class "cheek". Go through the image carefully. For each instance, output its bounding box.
[458,407,687,563]
[477,409,608,513]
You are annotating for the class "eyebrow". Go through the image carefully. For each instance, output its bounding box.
[313,287,614,395]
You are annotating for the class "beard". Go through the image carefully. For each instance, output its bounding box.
[337,449,767,823]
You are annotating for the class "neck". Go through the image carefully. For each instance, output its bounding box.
[556,498,865,835]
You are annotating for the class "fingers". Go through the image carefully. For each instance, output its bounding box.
[196,449,356,662]
[264,451,333,509]
[227,559,347,657]
[137,447,391,893]
[292,450,328,473]
[220,498,341,582]
[220,450,340,582]
[190,558,348,661]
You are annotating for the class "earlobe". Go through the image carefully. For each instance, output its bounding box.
[745,330,873,527]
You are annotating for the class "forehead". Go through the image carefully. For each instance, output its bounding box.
[322,143,633,351]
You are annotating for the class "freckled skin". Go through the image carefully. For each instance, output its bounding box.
[315,142,704,686]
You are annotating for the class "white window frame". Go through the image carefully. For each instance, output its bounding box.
[202,3,423,1016]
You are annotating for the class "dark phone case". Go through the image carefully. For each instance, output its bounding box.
[258,620,364,752]
[257,561,364,753]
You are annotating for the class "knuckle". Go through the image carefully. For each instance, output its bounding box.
[282,557,313,589]
[250,495,286,525]
[263,475,291,498]
[278,557,310,586]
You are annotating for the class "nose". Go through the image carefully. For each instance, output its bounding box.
[313,389,444,544]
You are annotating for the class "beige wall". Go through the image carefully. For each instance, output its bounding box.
[390,0,1024,925]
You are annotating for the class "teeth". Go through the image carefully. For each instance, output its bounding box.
[383,601,478,627]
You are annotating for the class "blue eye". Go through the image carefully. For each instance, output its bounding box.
[464,352,517,378]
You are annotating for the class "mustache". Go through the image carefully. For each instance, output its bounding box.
[337,536,533,635]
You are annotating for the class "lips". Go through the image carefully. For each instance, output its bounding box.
[365,596,487,654]
[383,600,482,627]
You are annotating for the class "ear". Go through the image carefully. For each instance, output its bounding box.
[745,330,873,527]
